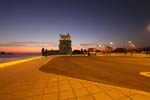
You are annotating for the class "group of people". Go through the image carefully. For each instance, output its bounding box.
[41,48,48,57]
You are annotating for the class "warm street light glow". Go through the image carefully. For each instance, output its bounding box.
[110,42,113,45]
[130,43,135,48]
[147,24,150,33]
[128,41,132,44]
[98,44,102,47]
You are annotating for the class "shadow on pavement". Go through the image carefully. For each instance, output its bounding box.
[39,56,150,92]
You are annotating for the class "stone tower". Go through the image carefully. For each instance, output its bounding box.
[59,33,72,54]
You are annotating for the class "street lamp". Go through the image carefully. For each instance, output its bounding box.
[110,42,113,45]
[97,44,102,48]
[128,41,132,44]
[110,42,113,51]
[110,42,113,56]
[128,41,134,56]
[146,24,150,33]
[145,24,150,56]
[132,44,135,48]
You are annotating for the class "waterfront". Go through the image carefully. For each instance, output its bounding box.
[0,56,149,100]
[0,53,41,63]
[40,56,150,92]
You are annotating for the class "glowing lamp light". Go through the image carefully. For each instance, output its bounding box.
[147,24,150,32]
[128,41,132,44]
[98,44,102,47]
[110,42,113,45]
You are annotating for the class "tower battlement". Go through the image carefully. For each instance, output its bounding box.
[59,33,71,40]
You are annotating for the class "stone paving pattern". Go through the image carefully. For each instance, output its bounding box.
[0,56,150,100]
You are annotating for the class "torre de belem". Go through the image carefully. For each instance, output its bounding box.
[59,33,72,54]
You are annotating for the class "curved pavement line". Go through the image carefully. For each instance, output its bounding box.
[71,76,150,96]
[0,56,41,68]
[139,72,150,77]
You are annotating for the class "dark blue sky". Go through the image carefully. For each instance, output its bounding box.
[0,0,150,52]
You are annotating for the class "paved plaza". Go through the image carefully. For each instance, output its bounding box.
[0,56,150,100]
[40,56,150,92]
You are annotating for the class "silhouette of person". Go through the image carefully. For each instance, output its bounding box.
[45,49,48,57]
[41,48,45,57]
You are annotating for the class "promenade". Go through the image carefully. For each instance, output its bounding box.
[0,56,150,100]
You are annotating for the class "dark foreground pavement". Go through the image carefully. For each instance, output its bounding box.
[40,56,150,92]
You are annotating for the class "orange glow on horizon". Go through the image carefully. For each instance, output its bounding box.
[0,46,58,53]
[0,44,84,53]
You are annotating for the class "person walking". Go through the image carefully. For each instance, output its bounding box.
[41,48,45,57]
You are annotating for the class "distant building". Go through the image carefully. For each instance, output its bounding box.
[45,33,72,55]
[88,48,97,56]
[47,50,59,55]
[59,33,72,54]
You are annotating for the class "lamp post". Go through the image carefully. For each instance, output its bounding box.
[128,41,134,56]
[131,43,135,56]
[110,42,113,56]
[146,24,150,56]
[110,42,113,45]
[130,43,135,56]
[96,44,101,55]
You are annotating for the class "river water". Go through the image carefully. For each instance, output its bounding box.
[0,53,41,63]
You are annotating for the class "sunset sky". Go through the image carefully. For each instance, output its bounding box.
[0,0,150,53]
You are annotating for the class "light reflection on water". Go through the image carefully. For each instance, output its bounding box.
[0,53,41,63]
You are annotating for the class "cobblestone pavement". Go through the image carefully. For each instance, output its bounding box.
[0,56,150,100]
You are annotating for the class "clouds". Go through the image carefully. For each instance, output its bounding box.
[80,43,95,46]
[0,41,94,53]
[0,41,59,53]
